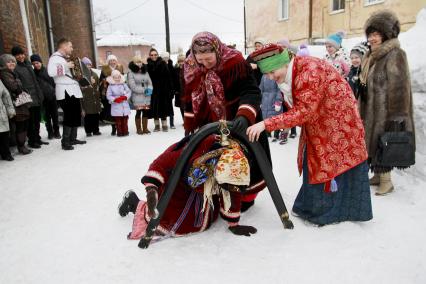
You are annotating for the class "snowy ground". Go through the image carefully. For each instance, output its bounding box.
[0,105,425,284]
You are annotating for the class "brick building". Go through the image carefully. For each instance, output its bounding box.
[245,0,426,48]
[0,0,97,66]
[97,33,153,72]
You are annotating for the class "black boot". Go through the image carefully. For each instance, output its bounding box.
[70,127,86,145]
[61,126,74,150]
[111,125,117,136]
[118,190,140,217]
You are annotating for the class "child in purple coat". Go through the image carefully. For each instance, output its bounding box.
[106,70,131,136]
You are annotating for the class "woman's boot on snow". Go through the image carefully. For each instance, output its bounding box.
[135,117,143,135]
[17,132,32,155]
[369,173,380,186]
[153,119,160,132]
[376,172,394,196]
[142,117,151,134]
[161,119,168,132]
[118,190,140,217]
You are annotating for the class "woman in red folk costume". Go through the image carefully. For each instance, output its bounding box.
[183,32,270,208]
[247,44,373,226]
[118,134,263,241]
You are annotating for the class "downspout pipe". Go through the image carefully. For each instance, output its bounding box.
[45,0,55,54]
[19,0,33,55]
[89,0,99,68]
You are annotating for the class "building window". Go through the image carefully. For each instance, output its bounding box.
[134,50,141,57]
[331,0,345,11]
[364,0,385,6]
[278,0,289,21]
[106,51,112,59]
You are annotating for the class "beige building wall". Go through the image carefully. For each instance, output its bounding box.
[245,0,426,48]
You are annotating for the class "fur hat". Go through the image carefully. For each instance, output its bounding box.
[254,38,266,46]
[107,69,125,84]
[326,31,345,49]
[30,54,42,63]
[160,51,170,60]
[106,54,118,63]
[11,46,25,56]
[277,38,290,48]
[297,44,310,57]
[364,9,400,41]
[0,54,17,69]
[81,57,92,66]
[350,42,369,58]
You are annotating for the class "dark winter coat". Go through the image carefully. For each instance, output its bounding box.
[34,66,56,102]
[360,38,415,171]
[147,57,174,118]
[14,60,43,107]
[172,65,183,108]
[246,55,263,86]
[346,65,361,98]
[0,68,30,121]
[82,70,102,114]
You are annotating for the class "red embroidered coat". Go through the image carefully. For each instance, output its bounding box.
[141,135,265,235]
[264,56,368,184]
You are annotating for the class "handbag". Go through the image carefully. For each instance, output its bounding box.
[375,121,415,168]
[13,91,33,107]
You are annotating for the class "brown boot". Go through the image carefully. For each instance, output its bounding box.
[369,174,380,186]
[17,132,32,155]
[161,119,168,132]
[376,172,394,196]
[153,119,160,132]
[135,117,143,135]
[142,117,151,134]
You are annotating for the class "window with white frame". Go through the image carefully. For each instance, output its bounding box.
[279,0,289,20]
[331,0,345,11]
[364,0,384,5]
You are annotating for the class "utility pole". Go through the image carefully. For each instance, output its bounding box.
[164,0,170,53]
[244,0,247,54]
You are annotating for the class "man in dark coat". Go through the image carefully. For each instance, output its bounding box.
[31,54,60,140]
[12,46,47,148]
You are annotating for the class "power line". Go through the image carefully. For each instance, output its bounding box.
[182,0,243,24]
[95,0,152,26]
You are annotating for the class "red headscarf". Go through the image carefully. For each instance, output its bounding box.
[184,32,242,120]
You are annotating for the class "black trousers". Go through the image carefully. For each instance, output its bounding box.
[27,106,41,144]
[0,131,11,159]
[84,113,100,134]
[44,99,59,134]
[58,93,82,127]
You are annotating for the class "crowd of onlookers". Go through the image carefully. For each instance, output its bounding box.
[0,44,185,161]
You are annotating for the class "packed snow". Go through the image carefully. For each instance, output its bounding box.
[1,8,426,284]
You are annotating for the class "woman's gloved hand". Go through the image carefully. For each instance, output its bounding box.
[228,225,257,236]
[232,116,249,134]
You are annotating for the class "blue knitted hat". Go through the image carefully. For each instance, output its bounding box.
[326,31,345,49]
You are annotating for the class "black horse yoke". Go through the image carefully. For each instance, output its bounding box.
[138,121,294,249]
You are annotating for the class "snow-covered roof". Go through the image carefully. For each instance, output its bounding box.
[96,33,153,47]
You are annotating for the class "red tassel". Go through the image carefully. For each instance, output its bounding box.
[324,181,331,193]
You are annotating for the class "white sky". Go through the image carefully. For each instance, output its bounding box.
[92,0,245,53]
